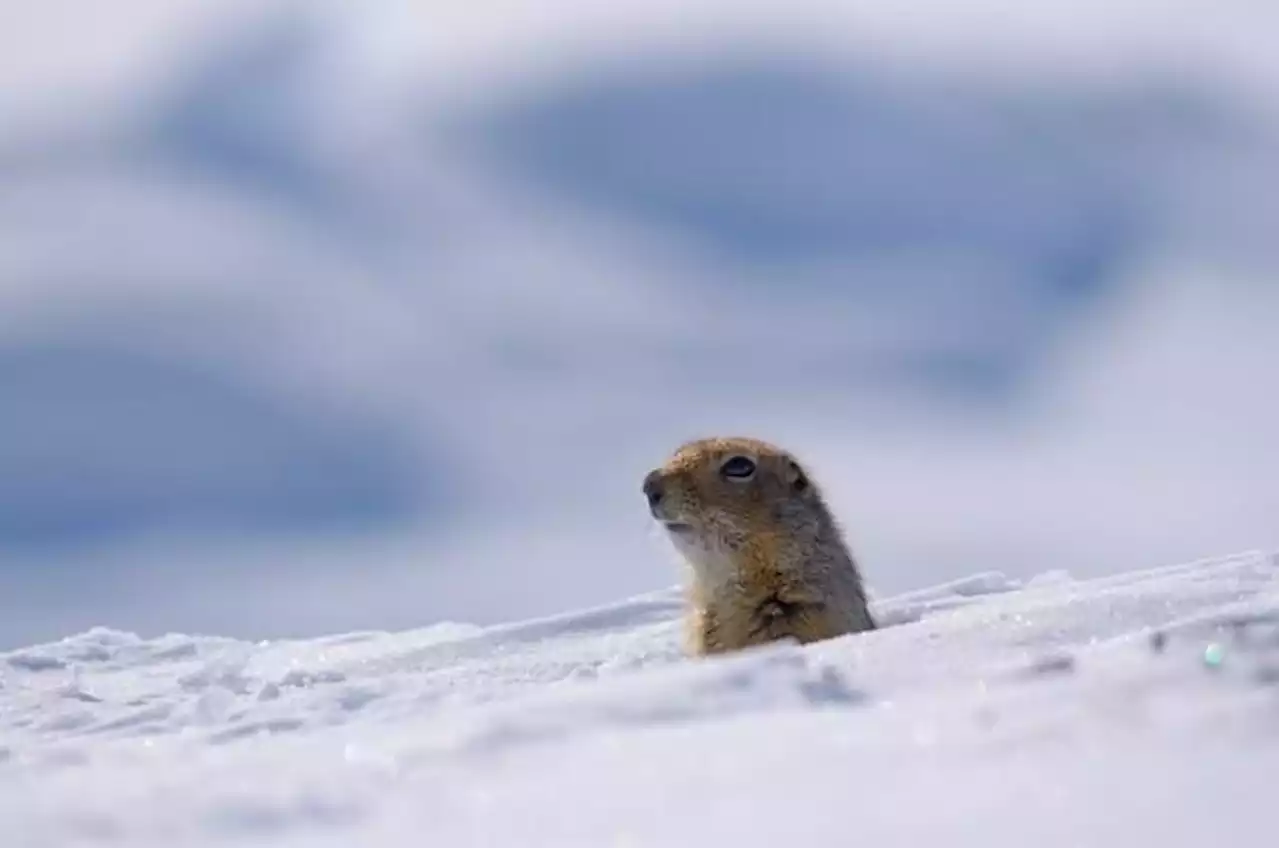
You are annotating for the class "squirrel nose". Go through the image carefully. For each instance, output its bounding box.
[643,471,665,508]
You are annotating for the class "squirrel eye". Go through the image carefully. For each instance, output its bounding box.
[719,455,757,480]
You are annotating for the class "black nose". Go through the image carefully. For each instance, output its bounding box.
[643,471,664,508]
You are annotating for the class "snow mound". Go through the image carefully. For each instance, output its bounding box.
[1,551,1275,847]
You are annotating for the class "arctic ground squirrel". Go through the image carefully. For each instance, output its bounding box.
[643,436,876,656]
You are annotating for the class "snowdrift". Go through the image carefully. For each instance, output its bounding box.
[1,550,1275,846]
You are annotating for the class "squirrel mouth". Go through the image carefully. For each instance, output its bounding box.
[661,521,695,535]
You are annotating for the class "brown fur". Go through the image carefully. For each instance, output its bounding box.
[643,436,875,656]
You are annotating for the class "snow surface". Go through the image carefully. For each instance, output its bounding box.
[2,550,1276,847]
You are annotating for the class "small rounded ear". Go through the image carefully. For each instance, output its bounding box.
[787,461,810,494]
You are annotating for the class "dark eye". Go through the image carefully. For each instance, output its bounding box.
[719,455,757,480]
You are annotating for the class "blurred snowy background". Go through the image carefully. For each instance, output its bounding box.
[0,0,1274,648]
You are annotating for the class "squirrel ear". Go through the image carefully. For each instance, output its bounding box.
[787,461,809,494]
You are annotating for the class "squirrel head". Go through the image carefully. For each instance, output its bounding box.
[643,436,824,582]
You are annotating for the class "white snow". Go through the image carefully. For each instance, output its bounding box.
[1,550,1276,847]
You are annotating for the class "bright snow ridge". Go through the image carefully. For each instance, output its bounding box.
[1,550,1276,847]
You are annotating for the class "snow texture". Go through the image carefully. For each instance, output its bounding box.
[1,550,1276,847]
